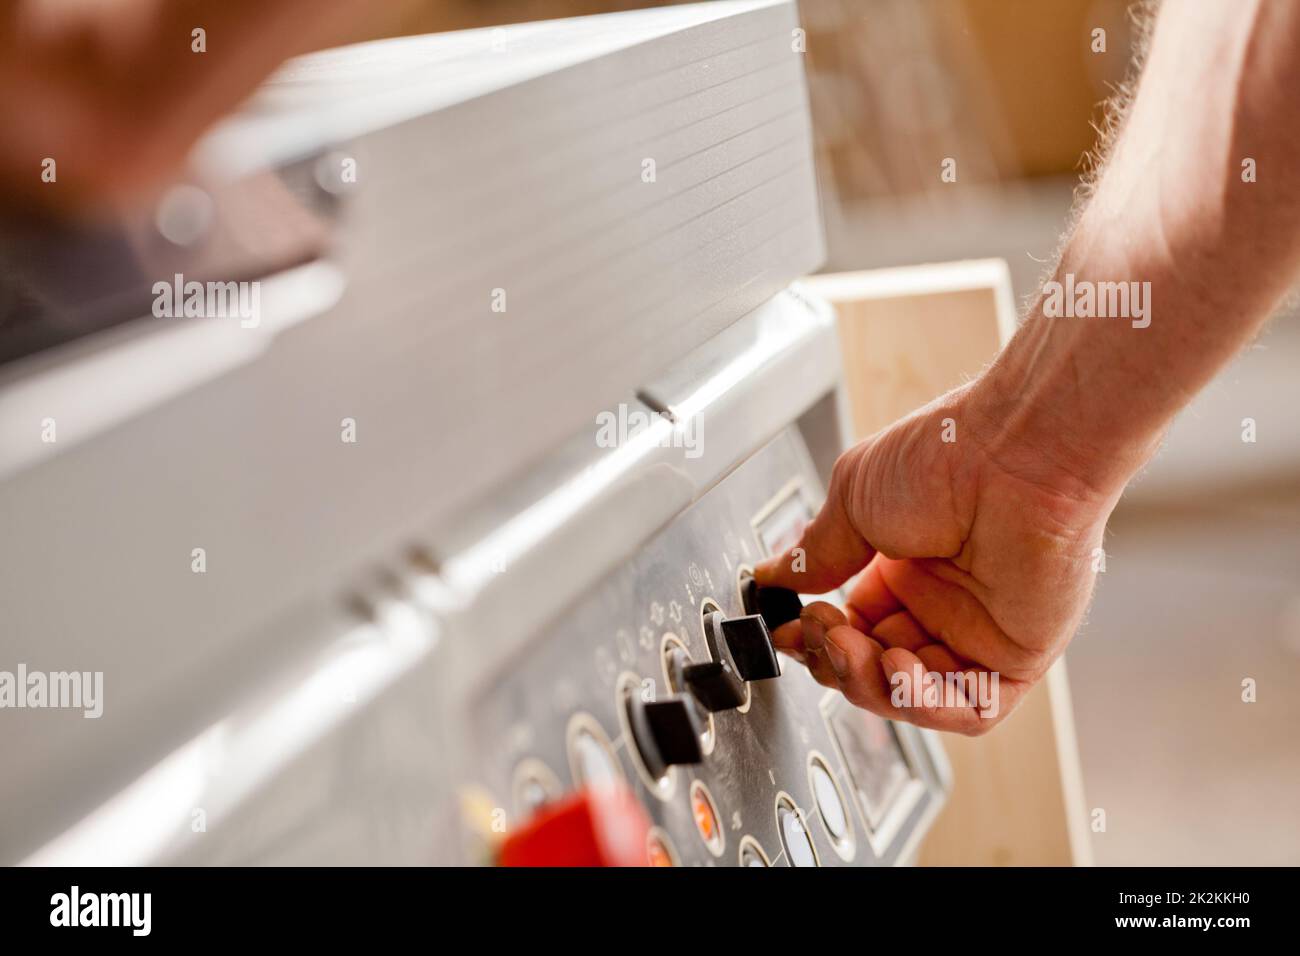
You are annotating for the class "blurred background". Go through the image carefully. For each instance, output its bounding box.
[338,0,1300,864]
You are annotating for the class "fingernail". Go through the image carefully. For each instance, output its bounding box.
[802,616,826,650]
[823,633,849,675]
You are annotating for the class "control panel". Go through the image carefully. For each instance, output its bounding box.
[465,426,949,866]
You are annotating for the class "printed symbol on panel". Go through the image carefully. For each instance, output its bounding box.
[594,646,617,685]
[616,628,636,664]
[688,563,704,588]
[650,601,665,626]
[668,600,683,624]
[639,626,656,651]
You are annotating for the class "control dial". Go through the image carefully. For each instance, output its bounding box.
[627,693,705,778]
[742,576,804,632]
[681,659,747,712]
[706,611,781,683]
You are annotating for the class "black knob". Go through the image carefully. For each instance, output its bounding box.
[629,695,704,776]
[719,614,781,682]
[743,577,804,631]
[682,660,747,712]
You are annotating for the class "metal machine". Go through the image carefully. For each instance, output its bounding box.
[0,0,948,866]
[443,288,952,866]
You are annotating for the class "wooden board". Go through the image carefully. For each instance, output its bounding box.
[804,260,1093,866]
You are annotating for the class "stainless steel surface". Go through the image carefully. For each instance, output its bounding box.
[0,260,345,481]
[0,3,824,801]
[7,285,838,864]
[23,599,440,866]
[10,281,948,866]
[0,0,826,863]
[460,426,947,866]
[422,287,840,704]
[1,2,942,867]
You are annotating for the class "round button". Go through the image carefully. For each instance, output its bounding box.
[520,778,549,813]
[647,829,678,867]
[811,761,847,839]
[807,753,855,861]
[567,714,623,790]
[776,795,819,867]
[690,781,725,856]
[738,835,771,867]
[574,732,617,786]
[512,759,562,818]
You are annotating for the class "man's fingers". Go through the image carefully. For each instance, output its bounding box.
[753,462,875,593]
[914,642,970,674]
[780,598,1032,735]
[844,558,904,629]
[877,647,987,735]
[769,619,804,655]
[803,650,840,690]
[877,557,1045,680]
[778,603,854,690]
[869,610,931,653]
[797,601,845,653]
[818,624,894,713]
[877,648,1034,735]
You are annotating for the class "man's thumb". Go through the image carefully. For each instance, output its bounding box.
[753,472,875,594]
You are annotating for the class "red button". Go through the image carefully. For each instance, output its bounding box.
[498,784,652,867]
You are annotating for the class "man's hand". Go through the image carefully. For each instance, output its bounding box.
[759,0,1300,735]
[755,383,1116,735]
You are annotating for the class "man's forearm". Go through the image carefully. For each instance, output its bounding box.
[973,0,1300,500]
